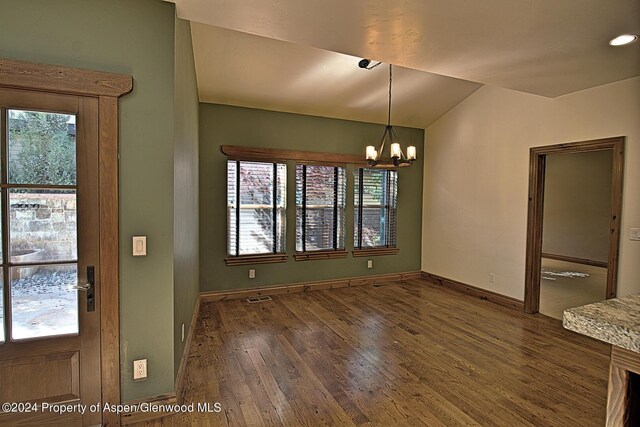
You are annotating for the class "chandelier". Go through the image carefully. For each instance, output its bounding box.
[363,63,416,168]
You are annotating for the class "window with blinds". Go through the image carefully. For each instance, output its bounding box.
[295,164,346,252]
[227,160,286,256]
[354,168,398,248]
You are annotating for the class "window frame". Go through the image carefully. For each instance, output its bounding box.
[294,162,348,261]
[353,168,399,257]
[225,159,288,266]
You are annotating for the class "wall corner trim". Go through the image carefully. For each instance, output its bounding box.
[120,393,178,425]
[421,271,524,311]
[175,298,201,403]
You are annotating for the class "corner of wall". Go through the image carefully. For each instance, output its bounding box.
[172,13,200,383]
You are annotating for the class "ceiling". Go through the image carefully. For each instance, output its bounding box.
[191,24,481,128]
[169,0,640,128]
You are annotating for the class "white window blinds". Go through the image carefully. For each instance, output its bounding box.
[354,168,398,248]
[227,160,286,256]
[295,164,346,252]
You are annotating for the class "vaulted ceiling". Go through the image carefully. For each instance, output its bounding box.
[168,0,640,128]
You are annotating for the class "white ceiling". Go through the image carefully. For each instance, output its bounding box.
[191,24,481,128]
[169,0,640,127]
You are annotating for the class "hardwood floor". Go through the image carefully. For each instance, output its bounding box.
[131,278,610,426]
[539,258,607,320]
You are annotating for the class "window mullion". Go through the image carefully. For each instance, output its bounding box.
[357,168,364,250]
[333,167,338,250]
[386,171,391,247]
[302,165,307,252]
[1,107,6,187]
[272,163,277,253]
[1,108,8,343]
[235,160,240,256]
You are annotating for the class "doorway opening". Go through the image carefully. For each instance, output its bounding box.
[524,137,624,315]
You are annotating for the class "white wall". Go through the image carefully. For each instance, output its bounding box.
[422,77,640,299]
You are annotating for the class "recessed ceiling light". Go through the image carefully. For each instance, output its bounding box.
[609,34,638,46]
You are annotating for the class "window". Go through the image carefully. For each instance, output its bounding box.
[354,168,398,250]
[227,160,286,259]
[295,164,346,255]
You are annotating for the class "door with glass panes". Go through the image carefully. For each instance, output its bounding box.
[0,88,100,426]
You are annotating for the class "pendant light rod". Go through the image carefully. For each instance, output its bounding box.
[387,64,392,127]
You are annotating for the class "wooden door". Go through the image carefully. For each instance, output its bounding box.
[0,88,101,426]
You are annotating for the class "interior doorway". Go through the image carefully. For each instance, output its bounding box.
[524,137,624,315]
[539,150,612,318]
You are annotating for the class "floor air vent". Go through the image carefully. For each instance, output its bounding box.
[246,296,273,304]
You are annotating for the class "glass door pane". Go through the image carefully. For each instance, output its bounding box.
[10,264,78,340]
[5,109,79,341]
[9,189,78,262]
[7,109,77,185]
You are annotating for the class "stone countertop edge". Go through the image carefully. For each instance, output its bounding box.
[562,294,640,354]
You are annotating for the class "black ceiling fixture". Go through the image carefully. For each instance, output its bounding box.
[358,58,382,70]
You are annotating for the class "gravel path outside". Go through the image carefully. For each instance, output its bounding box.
[9,269,78,340]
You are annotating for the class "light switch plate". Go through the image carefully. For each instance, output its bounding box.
[631,228,640,241]
[132,236,147,256]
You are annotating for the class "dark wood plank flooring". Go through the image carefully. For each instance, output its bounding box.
[131,278,610,426]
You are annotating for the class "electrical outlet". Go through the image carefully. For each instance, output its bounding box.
[489,273,496,283]
[181,323,185,343]
[133,359,147,380]
[367,260,373,269]
[631,228,640,241]
[249,269,256,279]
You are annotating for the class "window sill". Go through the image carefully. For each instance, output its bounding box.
[294,250,348,261]
[225,254,288,266]
[352,247,399,257]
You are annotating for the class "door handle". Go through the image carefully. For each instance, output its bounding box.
[78,266,96,312]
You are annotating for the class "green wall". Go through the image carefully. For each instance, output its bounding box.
[173,17,200,379]
[199,104,424,291]
[0,0,177,401]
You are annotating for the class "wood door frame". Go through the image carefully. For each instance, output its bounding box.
[524,136,625,314]
[0,58,132,426]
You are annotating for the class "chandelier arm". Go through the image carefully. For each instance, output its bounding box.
[389,125,398,143]
[377,126,389,160]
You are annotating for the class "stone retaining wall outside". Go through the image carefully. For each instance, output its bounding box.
[9,192,77,262]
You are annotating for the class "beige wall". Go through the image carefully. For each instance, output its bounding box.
[542,150,612,263]
[422,77,640,299]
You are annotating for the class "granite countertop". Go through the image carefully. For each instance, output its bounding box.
[563,293,640,353]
